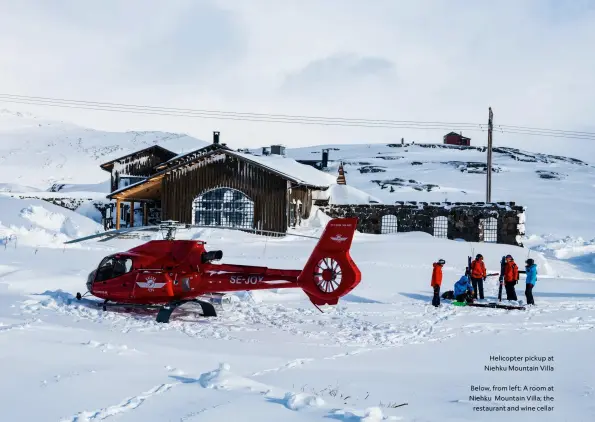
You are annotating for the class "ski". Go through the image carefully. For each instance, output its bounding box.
[450,300,525,311]
[467,302,525,311]
[498,255,505,302]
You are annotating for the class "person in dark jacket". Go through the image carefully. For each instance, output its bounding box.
[525,258,537,305]
[431,259,445,307]
[454,274,474,303]
[470,254,487,299]
[503,255,519,301]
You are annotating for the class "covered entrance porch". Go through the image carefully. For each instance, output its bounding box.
[107,175,164,230]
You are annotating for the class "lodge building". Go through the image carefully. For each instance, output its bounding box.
[99,132,374,233]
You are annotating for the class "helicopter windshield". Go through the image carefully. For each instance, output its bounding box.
[95,256,133,281]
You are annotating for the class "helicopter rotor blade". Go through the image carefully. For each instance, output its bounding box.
[97,226,162,242]
[64,222,321,244]
[183,224,320,239]
[63,225,161,244]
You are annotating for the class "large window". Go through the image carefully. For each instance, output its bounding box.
[381,215,398,234]
[192,188,254,229]
[479,217,498,243]
[95,256,133,281]
[433,216,448,238]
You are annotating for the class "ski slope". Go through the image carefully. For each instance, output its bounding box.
[0,111,594,421]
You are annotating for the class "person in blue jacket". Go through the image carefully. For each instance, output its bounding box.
[454,273,475,303]
[525,258,537,305]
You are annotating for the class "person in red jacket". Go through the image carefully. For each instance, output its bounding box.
[470,254,487,300]
[503,254,519,300]
[431,259,445,307]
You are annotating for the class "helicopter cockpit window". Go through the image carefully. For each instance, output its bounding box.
[95,256,133,281]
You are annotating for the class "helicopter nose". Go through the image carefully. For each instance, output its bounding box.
[86,270,96,292]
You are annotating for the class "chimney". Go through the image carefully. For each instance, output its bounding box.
[270,144,285,155]
[321,149,329,168]
[213,131,220,144]
[336,162,346,185]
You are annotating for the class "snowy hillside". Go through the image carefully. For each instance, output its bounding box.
[269,143,595,240]
[0,109,208,190]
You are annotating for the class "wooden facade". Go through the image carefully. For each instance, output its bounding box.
[288,185,313,227]
[108,146,327,233]
[100,145,177,192]
[161,153,290,232]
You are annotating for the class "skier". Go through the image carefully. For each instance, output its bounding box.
[470,254,487,300]
[431,259,445,307]
[454,273,475,303]
[503,255,519,301]
[525,258,537,305]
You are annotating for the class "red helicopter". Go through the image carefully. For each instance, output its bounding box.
[66,218,361,323]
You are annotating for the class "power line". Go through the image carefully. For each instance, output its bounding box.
[0,94,487,128]
[1,93,594,141]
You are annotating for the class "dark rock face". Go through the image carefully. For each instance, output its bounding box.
[536,170,565,180]
[375,156,403,160]
[442,161,503,174]
[411,161,423,166]
[318,202,525,246]
[371,178,439,192]
[359,166,387,174]
[383,143,587,166]
[344,161,372,166]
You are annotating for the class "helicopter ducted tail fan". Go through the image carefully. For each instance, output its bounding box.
[297,218,361,306]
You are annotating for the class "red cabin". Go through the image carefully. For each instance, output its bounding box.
[443,132,471,146]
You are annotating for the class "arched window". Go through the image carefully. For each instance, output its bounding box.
[381,215,398,234]
[433,216,448,238]
[192,188,254,229]
[479,217,498,243]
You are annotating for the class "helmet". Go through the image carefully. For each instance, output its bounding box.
[476,254,483,260]
[526,258,534,266]
[506,254,513,260]
[437,259,446,265]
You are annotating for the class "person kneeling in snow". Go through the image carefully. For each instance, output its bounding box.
[525,258,537,305]
[454,274,475,303]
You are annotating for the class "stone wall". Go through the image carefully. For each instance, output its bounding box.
[317,201,526,246]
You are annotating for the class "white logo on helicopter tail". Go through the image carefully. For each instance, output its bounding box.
[136,276,166,292]
[330,234,348,243]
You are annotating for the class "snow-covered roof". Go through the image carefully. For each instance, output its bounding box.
[107,147,381,200]
[226,150,337,187]
[99,145,177,171]
[312,183,382,205]
[157,143,229,170]
[107,177,151,198]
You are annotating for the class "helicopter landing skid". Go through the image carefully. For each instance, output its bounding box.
[75,295,217,323]
[155,299,217,323]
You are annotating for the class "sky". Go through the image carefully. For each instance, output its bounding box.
[0,0,594,153]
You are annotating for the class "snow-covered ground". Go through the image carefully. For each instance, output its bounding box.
[0,111,594,421]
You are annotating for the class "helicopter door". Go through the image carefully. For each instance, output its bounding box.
[132,272,174,299]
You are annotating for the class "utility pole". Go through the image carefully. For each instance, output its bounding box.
[486,107,493,203]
